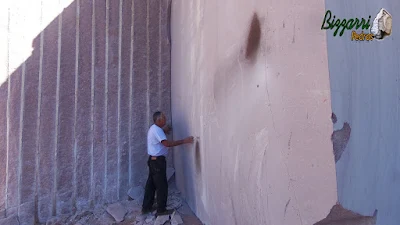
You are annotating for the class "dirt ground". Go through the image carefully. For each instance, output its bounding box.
[43,178,203,225]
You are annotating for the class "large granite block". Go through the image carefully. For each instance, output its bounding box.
[7,67,22,209]
[57,2,76,214]
[119,0,133,198]
[148,0,161,115]
[131,0,150,186]
[105,0,120,203]
[93,0,107,204]
[75,0,93,211]
[37,7,60,221]
[20,36,40,206]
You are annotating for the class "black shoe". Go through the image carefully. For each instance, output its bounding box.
[141,205,157,214]
[141,208,152,214]
[155,209,174,217]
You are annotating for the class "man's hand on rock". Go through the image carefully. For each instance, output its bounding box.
[183,136,194,144]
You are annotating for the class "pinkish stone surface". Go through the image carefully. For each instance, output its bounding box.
[170,0,337,224]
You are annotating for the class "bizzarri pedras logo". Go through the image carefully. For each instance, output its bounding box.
[321,8,392,41]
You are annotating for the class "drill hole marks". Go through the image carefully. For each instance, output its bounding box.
[245,12,261,62]
[370,8,392,40]
[195,139,201,174]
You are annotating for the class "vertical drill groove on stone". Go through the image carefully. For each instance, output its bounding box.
[146,0,150,127]
[53,12,62,216]
[158,1,162,109]
[38,1,59,220]
[7,5,24,212]
[119,0,132,197]
[106,0,119,202]
[76,0,93,209]
[128,0,134,187]
[104,0,109,200]
[18,57,26,215]
[5,6,10,214]
[35,0,44,219]
[148,0,160,142]
[90,0,95,203]
[93,0,106,203]
[73,0,80,208]
[117,0,122,200]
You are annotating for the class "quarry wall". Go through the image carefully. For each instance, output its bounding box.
[170,0,337,224]
[0,0,171,223]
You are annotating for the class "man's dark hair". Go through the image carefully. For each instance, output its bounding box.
[153,111,163,123]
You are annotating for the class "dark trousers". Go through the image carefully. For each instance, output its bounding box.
[142,155,168,213]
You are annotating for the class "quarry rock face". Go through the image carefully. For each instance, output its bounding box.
[0,0,171,223]
[171,0,337,224]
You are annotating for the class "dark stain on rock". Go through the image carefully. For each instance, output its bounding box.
[314,203,377,225]
[331,112,337,124]
[283,21,285,28]
[195,140,201,173]
[245,12,261,61]
[284,198,291,217]
[288,132,292,150]
[331,122,351,163]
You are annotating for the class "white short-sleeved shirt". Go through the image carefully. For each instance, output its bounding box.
[147,124,168,156]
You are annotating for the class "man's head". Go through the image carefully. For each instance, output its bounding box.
[153,111,166,127]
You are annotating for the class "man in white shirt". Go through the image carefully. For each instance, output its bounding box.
[142,111,194,216]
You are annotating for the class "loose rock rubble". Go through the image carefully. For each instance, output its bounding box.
[106,202,127,222]
[170,211,184,225]
[154,215,169,225]
[39,180,202,225]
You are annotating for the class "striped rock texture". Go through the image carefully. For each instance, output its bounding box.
[0,0,171,223]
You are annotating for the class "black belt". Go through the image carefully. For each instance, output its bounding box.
[149,155,165,160]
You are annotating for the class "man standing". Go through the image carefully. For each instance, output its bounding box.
[142,111,194,216]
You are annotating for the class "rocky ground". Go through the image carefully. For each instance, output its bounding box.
[43,176,203,225]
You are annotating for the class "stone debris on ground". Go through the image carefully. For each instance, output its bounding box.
[0,215,19,225]
[135,214,147,223]
[170,211,184,225]
[166,195,182,210]
[38,179,202,225]
[106,202,128,222]
[145,214,155,223]
[154,215,169,225]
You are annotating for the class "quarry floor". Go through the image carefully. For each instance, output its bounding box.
[42,178,203,225]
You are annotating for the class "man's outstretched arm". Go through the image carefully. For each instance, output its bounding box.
[161,136,194,147]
